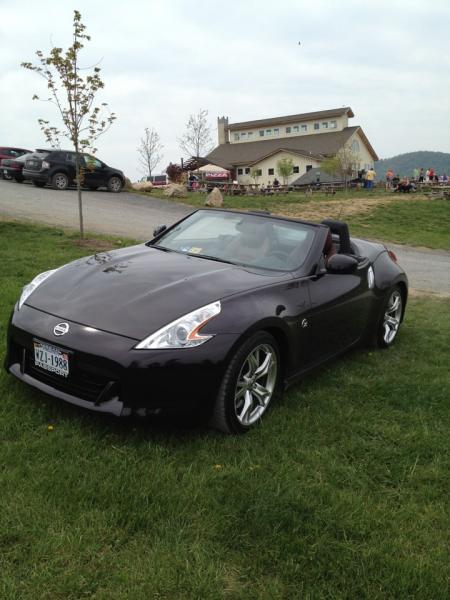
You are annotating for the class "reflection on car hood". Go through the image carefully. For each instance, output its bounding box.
[26,245,289,339]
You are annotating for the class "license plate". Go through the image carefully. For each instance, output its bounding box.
[34,341,69,377]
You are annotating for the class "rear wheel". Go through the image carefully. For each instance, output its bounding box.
[374,286,404,348]
[52,172,69,190]
[210,331,281,434]
[107,176,123,193]
[32,181,46,188]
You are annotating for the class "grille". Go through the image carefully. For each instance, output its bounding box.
[25,351,118,403]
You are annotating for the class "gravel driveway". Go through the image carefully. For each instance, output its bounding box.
[1,180,449,294]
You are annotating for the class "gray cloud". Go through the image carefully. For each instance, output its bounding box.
[1,0,449,181]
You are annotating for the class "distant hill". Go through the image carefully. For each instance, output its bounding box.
[375,151,450,179]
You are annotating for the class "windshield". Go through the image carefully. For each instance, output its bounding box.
[153,210,316,271]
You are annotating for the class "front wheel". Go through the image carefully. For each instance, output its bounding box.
[374,286,404,348]
[107,176,123,193]
[52,172,69,190]
[210,331,281,434]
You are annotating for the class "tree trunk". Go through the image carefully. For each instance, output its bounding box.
[75,145,84,238]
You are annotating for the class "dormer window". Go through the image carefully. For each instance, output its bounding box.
[259,130,264,137]
[314,123,320,130]
[234,133,240,141]
[266,129,272,136]
[293,125,299,133]
[322,122,328,129]
[241,132,247,139]
[301,125,307,132]
[286,126,291,134]
[273,128,279,135]
[329,120,337,129]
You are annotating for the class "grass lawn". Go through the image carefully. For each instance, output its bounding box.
[1,221,449,599]
[144,188,450,250]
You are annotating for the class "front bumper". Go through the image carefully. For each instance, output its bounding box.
[5,304,239,417]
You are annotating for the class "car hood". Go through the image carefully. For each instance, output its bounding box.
[26,245,289,339]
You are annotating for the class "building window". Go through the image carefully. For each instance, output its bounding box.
[329,120,337,129]
[293,125,299,133]
[259,130,264,137]
[241,132,247,139]
[237,168,243,175]
[268,168,274,175]
[255,169,262,176]
[322,122,328,129]
[273,128,279,135]
[248,132,253,139]
[234,133,239,141]
[293,166,299,173]
[351,139,360,153]
[306,165,313,171]
[245,167,250,174]
[314,123,320,130]
[266,129,272,136]
[286,126,291,134]
[301,125,307,132]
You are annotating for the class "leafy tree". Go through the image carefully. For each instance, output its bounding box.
[321,147,359,189]
[137,127,164,179]
[276,157,294,185]
[22,10,116,237]
[178,108,213,158]
[251,168,261,184]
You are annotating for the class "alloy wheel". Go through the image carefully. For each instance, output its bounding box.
[383,290,402,344]
[234,343,278,425]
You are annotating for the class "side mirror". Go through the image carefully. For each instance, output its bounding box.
[327,254,358,274]
[153,224,167,237]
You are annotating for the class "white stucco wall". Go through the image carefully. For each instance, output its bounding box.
[235,151,321,185]
[229,115,348,144]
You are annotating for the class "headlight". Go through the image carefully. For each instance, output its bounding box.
[18,269,59,309]
[135,300,221,349]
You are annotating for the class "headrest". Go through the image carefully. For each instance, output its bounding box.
[321,220,352,254]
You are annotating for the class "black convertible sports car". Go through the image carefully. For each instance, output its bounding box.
[5,209,408,433]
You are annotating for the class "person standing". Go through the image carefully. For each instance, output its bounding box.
[419,168,424,182]
[386,168,394,189]
[365,166,376,189]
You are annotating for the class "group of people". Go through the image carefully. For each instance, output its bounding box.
[360,167,377,189]
[385,167,448,191]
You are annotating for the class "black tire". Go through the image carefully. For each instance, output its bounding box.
[52,172,69,190]
[32,181,46,188]
[210,331,281,434]
[372,285,404,348]
[107,176,123,193]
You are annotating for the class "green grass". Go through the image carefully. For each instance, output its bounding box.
[144,188,450,250]
[346,198,450,249]
[1,221,449,599]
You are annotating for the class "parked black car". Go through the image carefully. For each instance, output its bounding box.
[5,209,408,434]
[22,150,125,192]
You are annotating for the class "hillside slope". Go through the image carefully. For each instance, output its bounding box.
[375,151,450,179]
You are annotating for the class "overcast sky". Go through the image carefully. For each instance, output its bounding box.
[1,0,449,180]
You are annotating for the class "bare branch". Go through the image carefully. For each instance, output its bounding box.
[178,108,213,158]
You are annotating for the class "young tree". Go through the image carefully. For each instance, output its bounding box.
[22,10,116,237]
[178,108,213,158]
[321,147,359,189]
[137,127,164,179]
[251,168,261,184]
[276,157,294,185]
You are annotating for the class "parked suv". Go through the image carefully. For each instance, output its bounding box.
[0,147,31,179]
[22,150,125,192]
